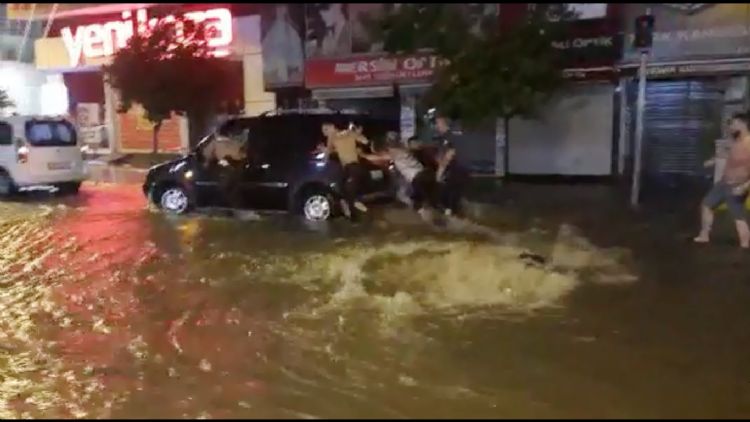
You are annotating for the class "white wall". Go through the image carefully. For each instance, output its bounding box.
[232,15,275,116]
[508,83,615,176]
[0,61,47,115]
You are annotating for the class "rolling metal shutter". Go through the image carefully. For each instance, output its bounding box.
[638,79,722,177]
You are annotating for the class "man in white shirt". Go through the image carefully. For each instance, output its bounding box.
[364,135,439,215]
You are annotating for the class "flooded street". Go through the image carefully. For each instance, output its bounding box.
[1,181,750,418]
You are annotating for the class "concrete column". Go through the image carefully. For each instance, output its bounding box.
[494,117,506,177]
[231,14,276,116]
[617,78,627,176]
[242,54,276,116]
[103,79,119,155]
[178,115,190,154]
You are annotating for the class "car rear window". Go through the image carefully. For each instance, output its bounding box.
[25,120,77,147]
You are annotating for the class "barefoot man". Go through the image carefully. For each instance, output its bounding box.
[694,112,750,249]
[320,121,370,219]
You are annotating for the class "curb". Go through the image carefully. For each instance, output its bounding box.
[86,162,149,173]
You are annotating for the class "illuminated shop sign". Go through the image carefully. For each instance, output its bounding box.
[60,7,233,67]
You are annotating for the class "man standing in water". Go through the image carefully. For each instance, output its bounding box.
[694,112,750,249]
[321,121,370,219]
[434,116,469,216]
[200,133,249,210]
[364,135,439,218]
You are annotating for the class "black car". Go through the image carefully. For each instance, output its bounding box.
[143,110,398,221]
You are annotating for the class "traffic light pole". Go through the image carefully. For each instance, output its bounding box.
[630,50,648,208]
[630,8,652,208]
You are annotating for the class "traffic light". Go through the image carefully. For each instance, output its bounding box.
[634,14,655,50]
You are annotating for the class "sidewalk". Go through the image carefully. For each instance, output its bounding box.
[86,161,147,185]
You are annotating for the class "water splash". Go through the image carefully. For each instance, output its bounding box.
[280,223,636,321]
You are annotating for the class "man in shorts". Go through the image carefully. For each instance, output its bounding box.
[694,112,750,249]
[321,121,370,219]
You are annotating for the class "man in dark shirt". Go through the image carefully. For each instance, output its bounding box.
[434,116,469,216]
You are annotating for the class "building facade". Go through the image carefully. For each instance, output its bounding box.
[618,3,750,191]
[499,3,623,178]
[257,3,499,175]
[29,3,272,155]
[18,1,740,183]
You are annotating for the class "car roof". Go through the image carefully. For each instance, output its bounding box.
[225,107,379,119]
[219,112,394,132]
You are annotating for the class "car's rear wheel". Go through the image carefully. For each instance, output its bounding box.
[156,184,192,215]
[56,182,81,195]
[0,170,16,197]
[302,190,334,221]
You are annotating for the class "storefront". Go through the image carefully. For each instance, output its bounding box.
[500,3,622,177]
[305,53,444,137]
[32,3,273,155]
[618,4,750,190]
[294,4,501,174]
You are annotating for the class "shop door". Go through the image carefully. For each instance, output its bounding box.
[629,78,723,190]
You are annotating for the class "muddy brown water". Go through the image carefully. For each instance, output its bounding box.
[1,182,749,418]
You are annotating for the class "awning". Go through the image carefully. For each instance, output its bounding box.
[39,65,103,74]
[617,57,750,78]
[398,83,431,97]
[563,66,618,82]
[312,86,395,100]
[53,4,162,19]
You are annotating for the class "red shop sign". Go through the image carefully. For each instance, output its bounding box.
[305,54,448,89]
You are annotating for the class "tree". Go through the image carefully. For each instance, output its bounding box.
[104,15,237,157]
[372,4,576,125]
[0,88,14,112]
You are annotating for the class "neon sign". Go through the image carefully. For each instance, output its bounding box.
[60,7,233,67]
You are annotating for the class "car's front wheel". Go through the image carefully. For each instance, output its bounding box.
[156,184,192,215]
[301,190,334,221]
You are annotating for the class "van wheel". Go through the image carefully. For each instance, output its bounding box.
[0,171,16,197]
[301,189,334,221]
[156,184,192,215]
[56,182,81,195]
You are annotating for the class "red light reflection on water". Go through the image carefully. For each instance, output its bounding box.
[35,184,269,413]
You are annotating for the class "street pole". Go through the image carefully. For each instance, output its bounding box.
[630,8,652,208]
[630,50,647,208]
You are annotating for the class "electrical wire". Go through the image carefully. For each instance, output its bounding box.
[42,3,59,39]
[16,3,36,62]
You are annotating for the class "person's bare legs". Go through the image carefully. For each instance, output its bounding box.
[694,205,714,243]
[736,219,750,249]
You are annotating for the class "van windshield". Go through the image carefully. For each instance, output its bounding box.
[24,120,77,147]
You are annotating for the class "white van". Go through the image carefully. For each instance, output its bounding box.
[0,116,88,196]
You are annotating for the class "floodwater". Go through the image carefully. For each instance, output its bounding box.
[1,181,750,418]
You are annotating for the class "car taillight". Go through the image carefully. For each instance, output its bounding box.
[17,146,29,164]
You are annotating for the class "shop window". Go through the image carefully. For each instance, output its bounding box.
[0,122,12,145]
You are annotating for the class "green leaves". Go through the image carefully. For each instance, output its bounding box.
[0,89,13,111]
[375,4,473,58]
[103,16,236,128]
[374,3,568,124]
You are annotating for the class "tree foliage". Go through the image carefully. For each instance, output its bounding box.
[372,4,576,124]
[104,15,237,154]
[0,89,14,111]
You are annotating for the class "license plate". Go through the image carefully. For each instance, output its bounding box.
[48,162,71,170]
[370,170,384,180]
